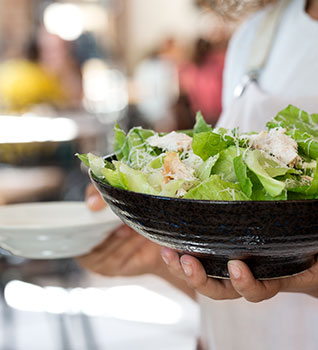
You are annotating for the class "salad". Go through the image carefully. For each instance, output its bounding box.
[77,105,318,201]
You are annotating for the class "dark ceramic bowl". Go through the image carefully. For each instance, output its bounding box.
[90,155,318,279]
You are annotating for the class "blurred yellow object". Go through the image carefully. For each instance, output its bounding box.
[0,59,65,112]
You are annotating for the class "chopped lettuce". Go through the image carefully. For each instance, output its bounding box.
[196,154,219,181]
[192,131,233,161]
[305,160,318,197]
[159,179,185,197]
[78,105,318,201]
[233,154,253,198]
[76,153,89,167]
[76,152,114,177]
[193,111,213,133]
[114,123,128,160]
[101,166,127,190]
[249,172,288,201]
[184,175,249,201]
[115,162,158,195]
[245,150,286,197]
[211,146,241,183]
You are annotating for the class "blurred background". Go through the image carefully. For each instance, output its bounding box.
[0,0,238,348]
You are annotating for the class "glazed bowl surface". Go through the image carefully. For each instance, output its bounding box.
[90,156,318,279]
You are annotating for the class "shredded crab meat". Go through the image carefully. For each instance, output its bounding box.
[147,132,192,152]
[248,128,300,167]
[162,152,196,183]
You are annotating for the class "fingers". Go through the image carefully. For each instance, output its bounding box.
[228,260,281,302]
[85,184,106,211]
[161,248,240,300]
[161,249,318,303]
[179,255,240,300]
[77,225,132,269]
[77,226,144,276]
[279,261,318,297]
[93,232,145,276]
[161,247,185,280]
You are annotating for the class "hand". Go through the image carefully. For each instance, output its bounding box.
[79,184,196,298]
[77,224,166,276]
[85,183,107,211]
[161,248,318,302]
[78,184,164,276]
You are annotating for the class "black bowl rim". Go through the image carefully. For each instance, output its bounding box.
[88,154,318,205]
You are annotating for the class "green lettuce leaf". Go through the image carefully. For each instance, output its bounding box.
[211,146,241,183]
[87,153,107,178]
[249,172,288,200]
[101,166,127,190]
[114,123,129,161]
[147,171,164,191]
[192,131,233,161]
[184,175,249,201]
[233,154,253,198]
[76,153,89,167]
[305,160,318,197]
[196,154,219,181]
[245,150,286,197]
[76,152,114,178]
[193,111,213,133]
[159,179,185,197]
[116,162,158,195]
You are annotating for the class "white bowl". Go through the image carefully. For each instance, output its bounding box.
[0,201,122,259]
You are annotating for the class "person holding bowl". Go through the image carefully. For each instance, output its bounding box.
[79,0,318,348]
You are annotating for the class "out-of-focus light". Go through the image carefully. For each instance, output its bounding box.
[4,281,183,325]
[44,3,84,41]
[82,59,128,115]
[5,281,45,312]
[0,116,78,143]
[83,5,108,32]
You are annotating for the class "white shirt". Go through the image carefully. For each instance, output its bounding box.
[222,0,318,112]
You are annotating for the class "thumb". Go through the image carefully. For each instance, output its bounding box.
[85,184,106,211]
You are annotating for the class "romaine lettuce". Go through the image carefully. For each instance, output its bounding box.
[244,150,286,197]
[184,175,249,201]
[78,105,318,200]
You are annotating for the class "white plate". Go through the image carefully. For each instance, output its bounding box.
[0,201,122,259]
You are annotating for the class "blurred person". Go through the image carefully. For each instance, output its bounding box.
[36,25,82,109]
[0,50,65,113]
[132,38,182,131]
[0,25,82,113]
[79,0,318,349]
[176,37,226,129]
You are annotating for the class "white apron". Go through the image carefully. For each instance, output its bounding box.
[199,1,318,349]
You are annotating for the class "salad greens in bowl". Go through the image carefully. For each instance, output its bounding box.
[78,105,318,279]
